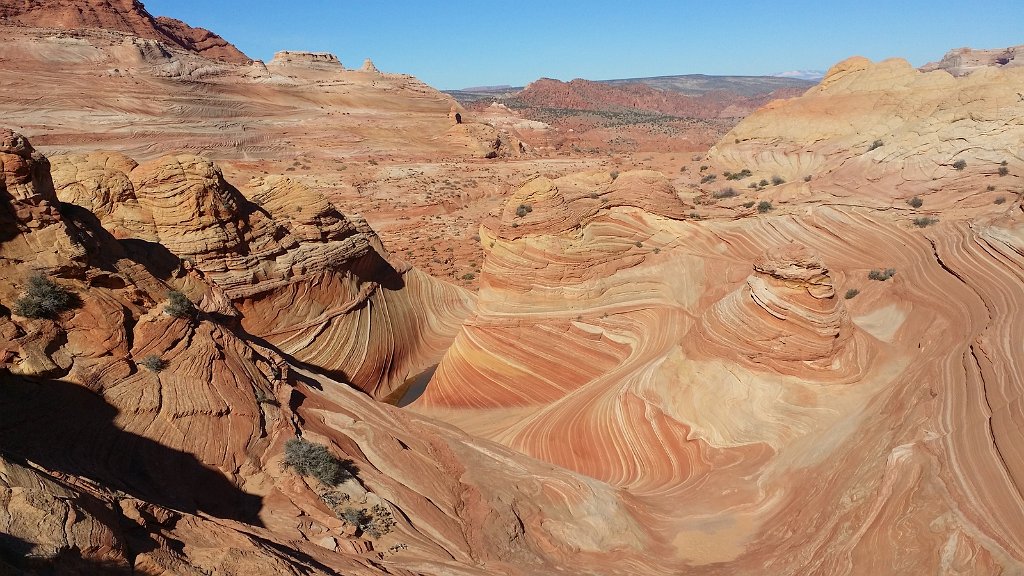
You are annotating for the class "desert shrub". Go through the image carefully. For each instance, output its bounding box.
[913,216,939,227]
[713,187,738,199]
[165,290,196,319]
[759,179,769,187]
[461,273,475,281]
[999,166,1009,176]
[13,273,76,319]
[803,175,812,182]
[952,159,967,170]
[340,504,396,539]
[610,170,620,180]
[742,200,755,208]
[700,174,717,184]
[283,438,353,486]
[515,204,532,218]
[995,196,1006,204]
[748,182,758,189]
[907,196,923,208]
[987,185,996,191]
[689,212,702,220]
[867,139,883,151]
[868,268,896,281]
[724,168,752,180]
[757,200,773,213]
[139,355,166,372]
[770,175,785,186]
[699,165,708,171]
[844,288,860,299]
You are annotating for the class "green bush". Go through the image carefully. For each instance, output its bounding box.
[952,159,967,171]
[723,168,752,180]
[757,201,773,213]
[868,268,896,281]
[139,355,166,372]
[165,290,196,318]
[907,196,923,208]
[759,179,769,187]
[844,288,860,300]
[283,438,353,486]
[700,174,717,184]
[13,273,76,319]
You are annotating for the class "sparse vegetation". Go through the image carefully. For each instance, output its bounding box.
[868,268,897,281]
[844,288,860,299]
[987,185,996,191]
[340,504,396,539]
[634,241,643,247]
[461,273,475,281]
[907,196,923,208]
[283,438,354,486]
[610,170,620,180]
[952,159,967,171]
[165,290,196,319]
[803,175,812,182]
[759,179,770,187]
[689,212,702,220]
[867,139,883,151]
[139,355,166,372]
[713,187,738,199]
[723,168,752,180]
[700,174,717,184]
[748,182,759,189]
[757,200,773,213]
[995,196,1006,204]
[770,175,785,186]
[515,203,533,218]
[913,216,939,227]
[742,200,755,208]
[13,273,76,319]
[999,165,1009,176]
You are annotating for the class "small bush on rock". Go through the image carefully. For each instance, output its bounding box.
[283,438,354,486]
[844,288,860,299]
[770,175,785,186]
[757,201,773,213]
[907,196,923,208]
[868,268,896,281]
[913,216,939,228]
[165,290,196,318]
[13,273,76,319]
[952,159,967,171]
[139,355,166,372]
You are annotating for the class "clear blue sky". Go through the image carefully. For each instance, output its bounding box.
[144,0,1023,89]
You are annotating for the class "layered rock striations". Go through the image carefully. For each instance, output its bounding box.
[0,130,651,575]
[414,153,1024,573]
[0,0,250,63]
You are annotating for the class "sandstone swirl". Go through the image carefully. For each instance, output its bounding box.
[2,130,653,575]
[414,155,1024,572]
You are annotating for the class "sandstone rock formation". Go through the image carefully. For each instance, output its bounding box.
[268,51,345,73]
[0,0,249,63]
[0,130,651,575]
[921,44,1023,76]
[361,58,380,73]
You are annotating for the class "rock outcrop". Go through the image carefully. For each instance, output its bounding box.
[921,44,1024,76]
[0,0,250,63]
[268,51,344,73]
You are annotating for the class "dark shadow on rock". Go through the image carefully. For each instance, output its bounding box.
[119,238,182,280]
[0,519,133,575]
[351,247,405,291]
[0,375,263,526]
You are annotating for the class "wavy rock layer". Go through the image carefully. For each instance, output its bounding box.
[1,131,650,575]
[414,164,1024,573]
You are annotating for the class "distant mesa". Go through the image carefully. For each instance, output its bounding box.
[921,44,1023,76]
[268,50,344,72]
[772,69,826,81]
